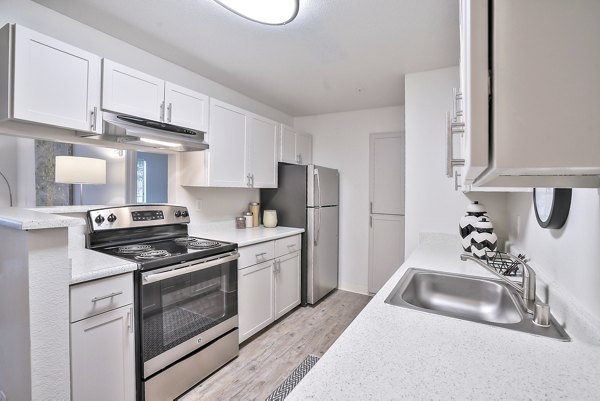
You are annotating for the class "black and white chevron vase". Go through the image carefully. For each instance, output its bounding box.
[459,201,487,252]
[471,218,498,259]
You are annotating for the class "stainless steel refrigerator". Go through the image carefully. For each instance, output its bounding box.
[261,163,339,305]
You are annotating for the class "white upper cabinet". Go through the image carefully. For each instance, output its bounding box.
[164,82,209,132]
[279,124,312,165]
[456,0,600,188]
[102,59,208,132]
[2,24,101,133]
[181,98,278,188]
[248,115,278,188]
[102,59,164,121]
[208,99,248,187]
[295,132,313,165]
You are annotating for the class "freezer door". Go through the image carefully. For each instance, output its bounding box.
[307,165,339,207]
[307,206,339,304]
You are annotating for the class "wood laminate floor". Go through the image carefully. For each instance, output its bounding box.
[181,289,371,401]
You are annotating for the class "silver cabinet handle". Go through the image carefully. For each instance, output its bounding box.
[91,291,123,303]
[446,112,465,178]
[255,252,267,262]
[247,174,252,187]
[127,306,133,333]
[453,87,464,120]
[251,173,254,187]
[160,101,165,122]
[454,170,462,191]
[287,244,296,249]
[89,106,97,131]
[167,102,173,123]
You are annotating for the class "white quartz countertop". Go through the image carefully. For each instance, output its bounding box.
[0,207,85,230]
[70,248,138,285]
[190,222,304,247]
[28,205,107,214]
[287,234,600,400]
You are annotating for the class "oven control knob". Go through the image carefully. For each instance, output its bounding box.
[107,213,117,223]
[94,215,105,225]
[181,210,189,218]
[174,210,182,218]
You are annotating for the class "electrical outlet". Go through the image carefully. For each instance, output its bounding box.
[0,389,7,401]
[196,199,203,211]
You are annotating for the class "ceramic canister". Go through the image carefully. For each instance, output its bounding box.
[459,201,488,252]
[470,217,498,259]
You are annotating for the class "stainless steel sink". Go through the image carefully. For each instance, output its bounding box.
[385,268,570,341]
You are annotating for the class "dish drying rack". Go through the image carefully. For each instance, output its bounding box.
[484,251,529,277]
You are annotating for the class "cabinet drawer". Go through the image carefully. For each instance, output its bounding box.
[274,234,301,258]
[239,241,275,269]
[70,273,133,323]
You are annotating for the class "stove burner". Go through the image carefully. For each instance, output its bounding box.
[187,240,221,249]
[118,244,153,254]
[135,250,171,260]
[173,237,197,245]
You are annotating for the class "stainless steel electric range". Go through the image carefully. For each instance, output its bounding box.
[86,204,239,401]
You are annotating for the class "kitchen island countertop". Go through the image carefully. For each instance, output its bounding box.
[287,233,600,400]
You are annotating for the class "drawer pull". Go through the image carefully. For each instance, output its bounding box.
[91,291,123,303]
[287,244,296,249]
[255,252,267,258]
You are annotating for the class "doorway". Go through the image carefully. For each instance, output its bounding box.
[368,132,405,294]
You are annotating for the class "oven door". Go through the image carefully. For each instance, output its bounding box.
[140,251,239,378]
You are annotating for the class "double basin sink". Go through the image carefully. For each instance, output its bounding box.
[385,268,570,341]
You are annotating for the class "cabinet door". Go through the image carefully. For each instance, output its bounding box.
[12,25,101,133]
[279,124,297,164]
[238,260,275,343]
[208,100,249,187]
[71,306,135,401]
[102,59,165,121]
[295,132,312,165]
[248,114,278,188]
[164,82,208,132]
[274,251,301,319]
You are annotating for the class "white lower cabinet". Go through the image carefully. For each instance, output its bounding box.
[238,260,275,342]
[70,273,135,401]
[71,306,135,401]
[238,235,302,343]
[274,251,301,319]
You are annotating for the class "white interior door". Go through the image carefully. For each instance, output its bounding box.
[368,132,405,294]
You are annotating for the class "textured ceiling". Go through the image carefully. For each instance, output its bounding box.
[33,0,459,116]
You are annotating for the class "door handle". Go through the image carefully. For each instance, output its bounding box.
[167,102,173,123]
[89,106,97,131]
[91,291,123,302]
[160,101,165,122]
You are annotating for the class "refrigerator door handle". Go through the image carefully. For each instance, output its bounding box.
[314,207,321,245]
[315,168,322,208]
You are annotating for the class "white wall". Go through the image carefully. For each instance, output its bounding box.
[405,67,509,256]
[294,106,404,294]
[0,0,292,125]
[506,189,600,323]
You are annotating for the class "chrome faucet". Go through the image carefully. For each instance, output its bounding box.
[460,253,538,314]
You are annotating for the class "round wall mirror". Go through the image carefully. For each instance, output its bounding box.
[533,188,572,229]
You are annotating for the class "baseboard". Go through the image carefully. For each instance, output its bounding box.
[337,282,369,295]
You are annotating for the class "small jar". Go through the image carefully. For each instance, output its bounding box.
[243,212,253,228]
[249,202,260,227]
[263,210,277,228]
[235,217,246,229]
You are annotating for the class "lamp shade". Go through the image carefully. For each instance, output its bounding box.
[55,156,106,184]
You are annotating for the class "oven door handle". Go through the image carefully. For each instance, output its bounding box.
[142,252,240,284]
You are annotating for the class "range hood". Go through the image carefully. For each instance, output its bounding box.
[79,111,209,152]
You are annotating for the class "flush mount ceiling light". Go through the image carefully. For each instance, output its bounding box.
[214,0,299,25]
